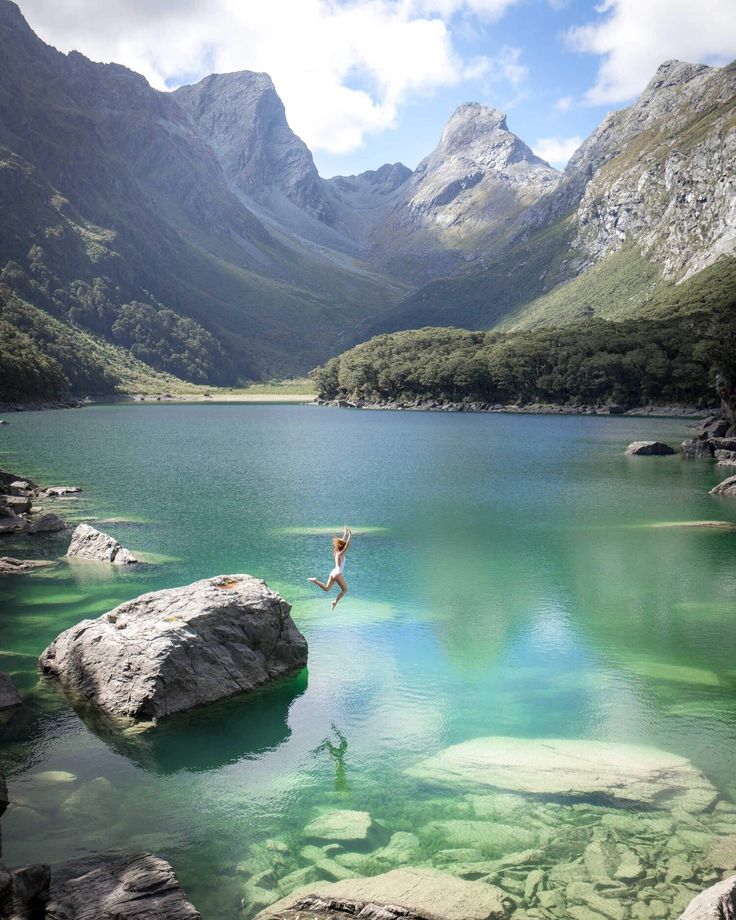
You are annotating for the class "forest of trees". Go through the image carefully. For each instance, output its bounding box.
[313,307,736,410]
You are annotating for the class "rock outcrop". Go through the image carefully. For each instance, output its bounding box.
[711,474,736,497]
[3,852,200,919]
[38,574,308,722]
[66,523,138,564]
[678,873,736,919]
[0,469,66,535]
[626,441,676,456]
[406,737,718,812]
[255,867,506,920]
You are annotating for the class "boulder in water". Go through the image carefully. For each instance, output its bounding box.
[255,867,506,920]
[711,475,736,497]
[66,523,138,564]
[27,513,65,534]
[38,574,308,722]
[625,441,676,456]
[406,737,717,812]
[43,486,82,497]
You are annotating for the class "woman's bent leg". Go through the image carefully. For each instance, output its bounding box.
[331,575,348,609]
[309,575,335,592]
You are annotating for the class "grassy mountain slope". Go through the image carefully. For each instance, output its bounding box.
[0,288,202,399]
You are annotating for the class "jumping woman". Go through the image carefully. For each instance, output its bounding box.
[309,525,351,609]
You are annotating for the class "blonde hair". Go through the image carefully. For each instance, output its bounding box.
[332,537,347,552]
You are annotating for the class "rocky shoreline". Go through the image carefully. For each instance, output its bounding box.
[315,398,713,418]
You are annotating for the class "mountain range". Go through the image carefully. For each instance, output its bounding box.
[0,0,734,397]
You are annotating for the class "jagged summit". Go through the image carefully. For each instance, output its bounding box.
[174,69,332,222]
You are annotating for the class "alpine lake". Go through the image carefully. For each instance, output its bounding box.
[1,403,735,920]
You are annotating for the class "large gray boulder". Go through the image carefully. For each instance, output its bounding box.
[66,523,138,564]
[678,873,736,919]
[38,575,308,722]
[711,475,736,497]
[255,867,506,920]
[625,441,676,456]
[43,851,200,919]
[406,737,718,812]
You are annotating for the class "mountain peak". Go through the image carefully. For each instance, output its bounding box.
[439,103,509,152]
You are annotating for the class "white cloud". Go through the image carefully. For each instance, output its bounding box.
[463,45,528,87]
[18,0,524,156]
[533,135,582,167]
[554,94,573,112]
[566,0,736,105]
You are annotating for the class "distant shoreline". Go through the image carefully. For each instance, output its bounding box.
[313,398,713,419]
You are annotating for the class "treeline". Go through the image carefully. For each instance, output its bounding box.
[312,307,736,409]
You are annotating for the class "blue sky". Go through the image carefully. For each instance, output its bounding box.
[18,0,736,176]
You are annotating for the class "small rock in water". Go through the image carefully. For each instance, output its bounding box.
[0,556,53,576]
[711,474,736,497]
[625,441,676,456]
[303,809,374,844]
[66,523,138,564]
[43,486,82,497]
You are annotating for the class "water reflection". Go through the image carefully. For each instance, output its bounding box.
[76,671,309,774]
[312,723,349,793]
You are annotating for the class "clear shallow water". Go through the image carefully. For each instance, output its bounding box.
[1,404,735,919]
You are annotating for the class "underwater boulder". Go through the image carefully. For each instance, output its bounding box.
[255,866,506,920]
[38,574,308,723]
[406,737,718,813]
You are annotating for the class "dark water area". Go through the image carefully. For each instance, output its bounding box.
[0,404,735,919]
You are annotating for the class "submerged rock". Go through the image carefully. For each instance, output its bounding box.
[38,574,308,722]
[255,867,506,920]
[711,475,736,497]
[43,486,82,497]
[66,523,138,564]
[303,810,374,844]
[406,737,718,812]
[626,441,676,456]
[678,873,736,919]
[45,851,201,918]
[0,556,53,575]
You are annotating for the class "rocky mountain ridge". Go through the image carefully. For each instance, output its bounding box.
[0,0,733,394]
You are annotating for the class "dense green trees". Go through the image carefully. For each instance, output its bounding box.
[0,318,69,402]
[313,305,735,409]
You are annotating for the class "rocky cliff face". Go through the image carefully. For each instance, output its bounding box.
[522,60,736,281]
[572,61,736,280]
[175,72,333,224]
[370,104,560,281]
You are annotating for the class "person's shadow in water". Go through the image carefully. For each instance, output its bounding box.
[312,722,349,793]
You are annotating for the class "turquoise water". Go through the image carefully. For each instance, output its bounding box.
[1,404,736,919]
